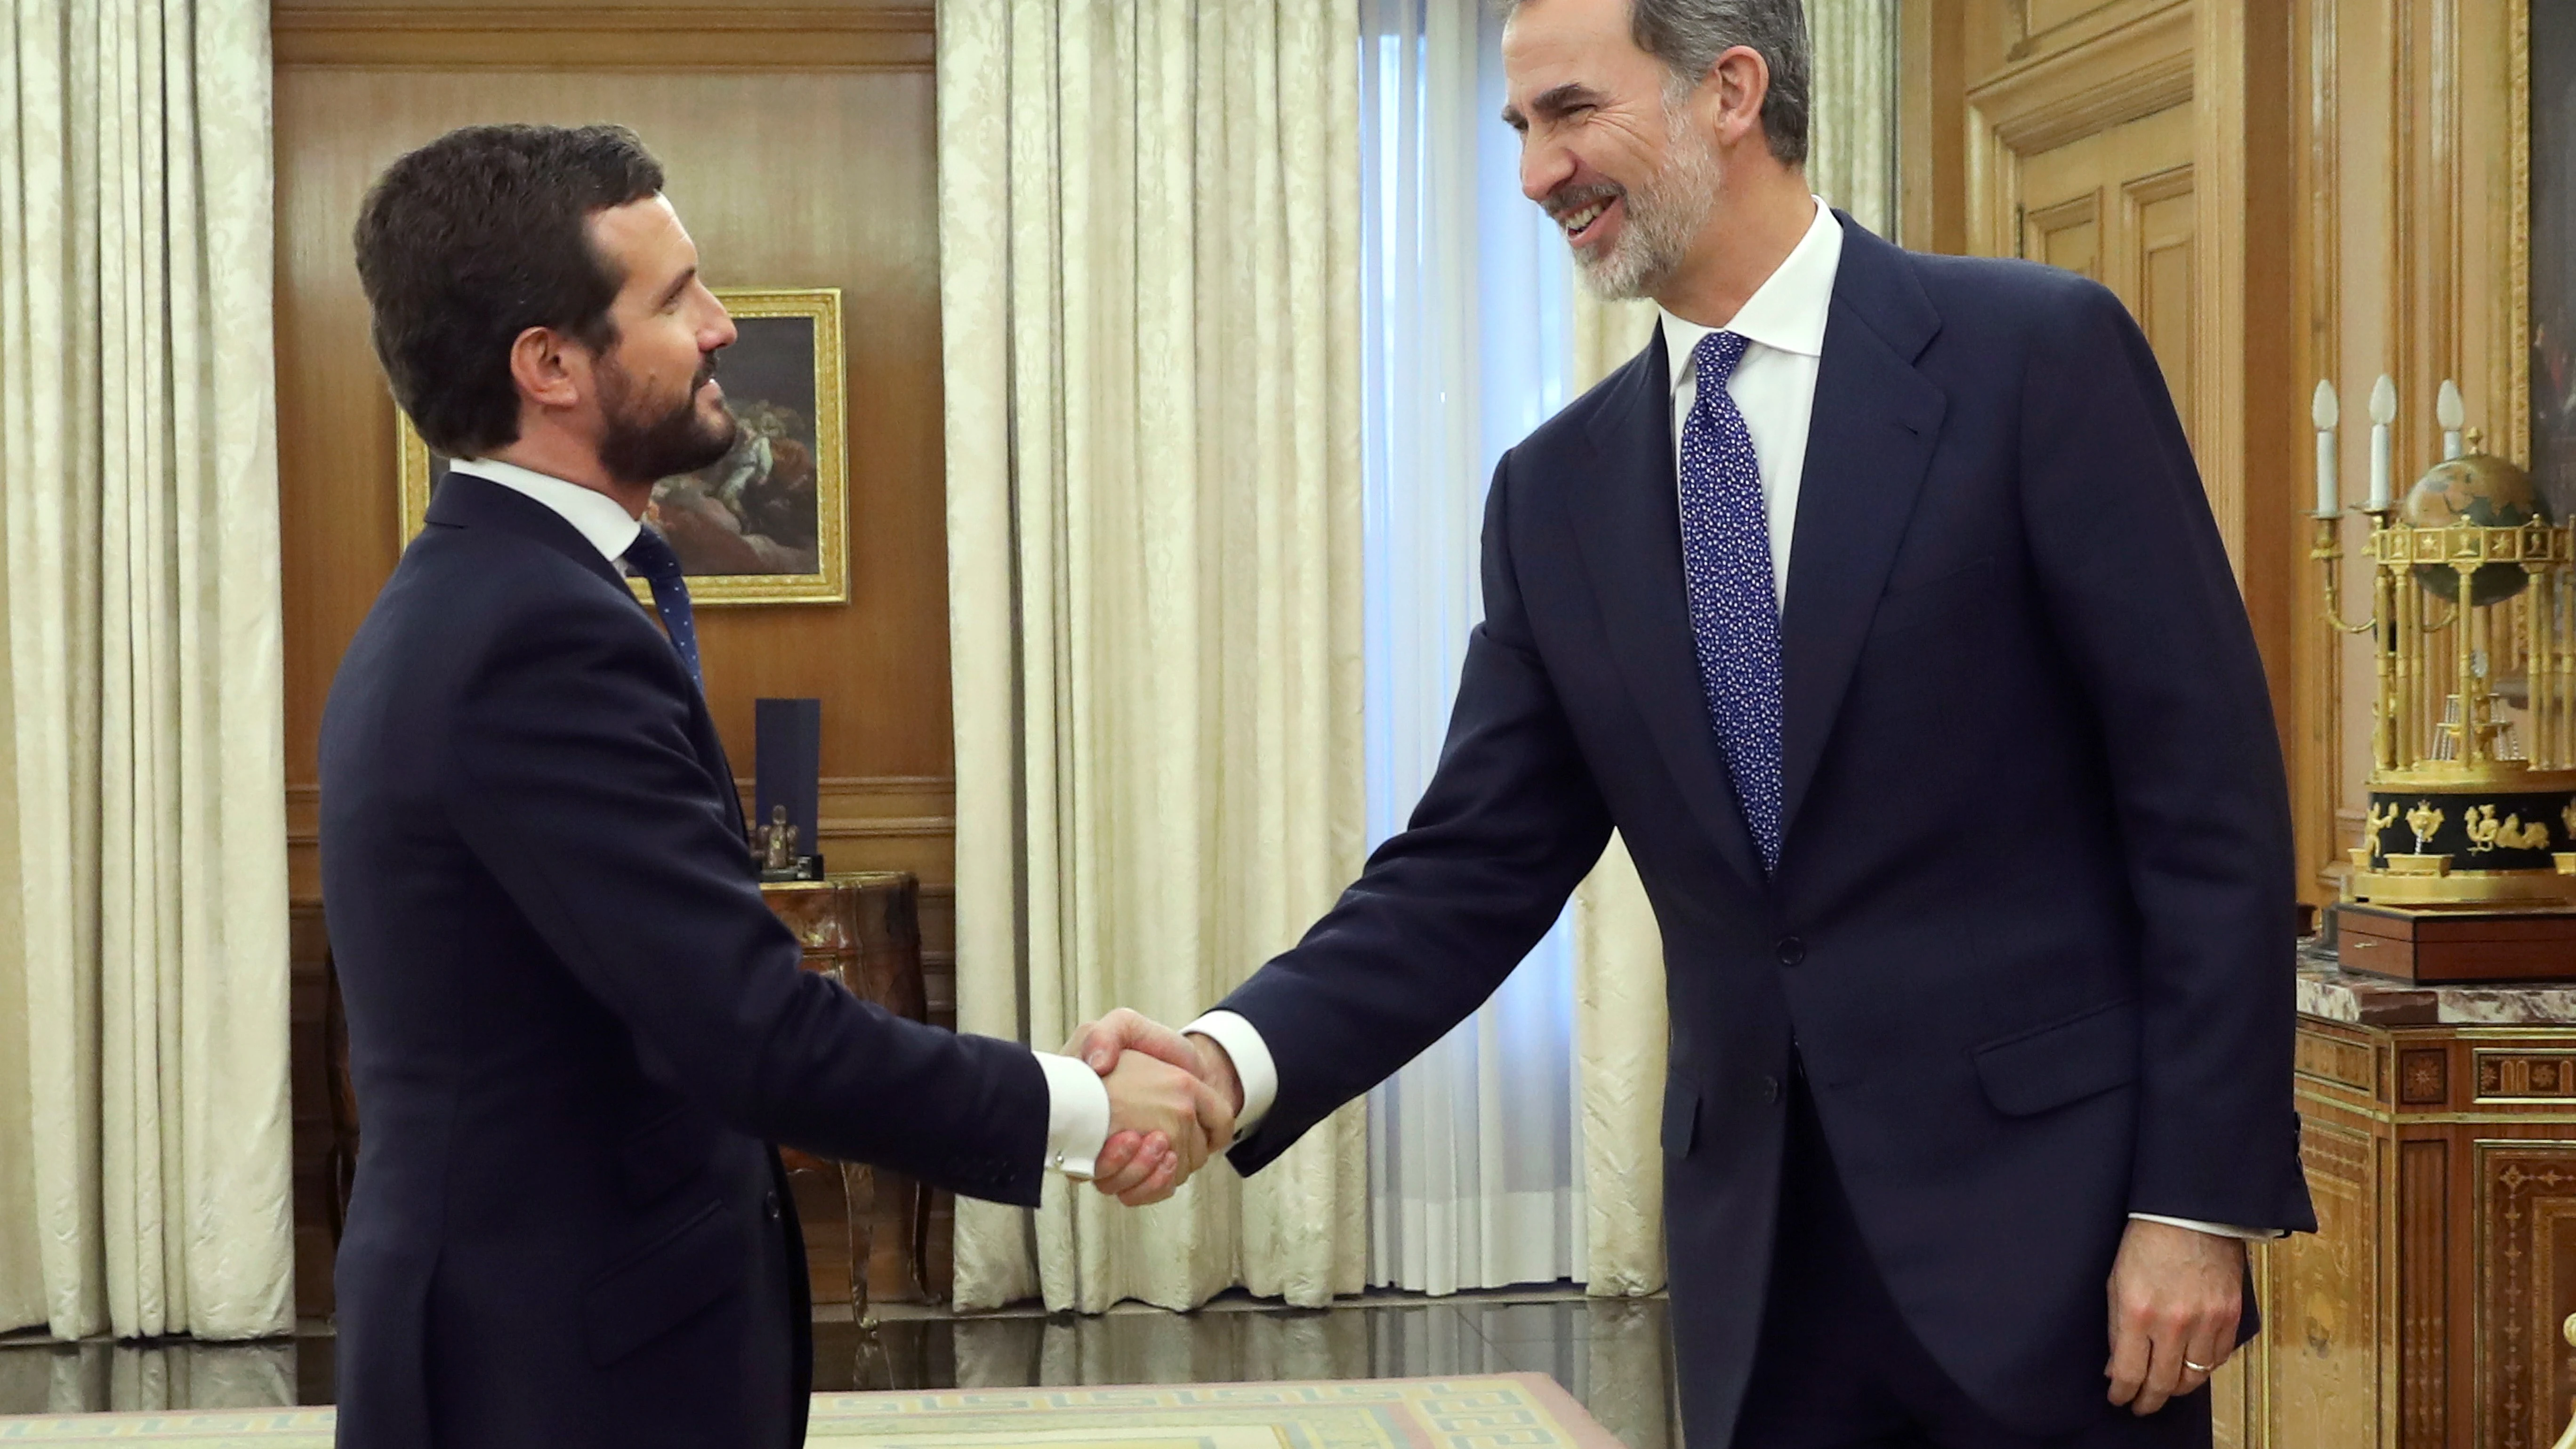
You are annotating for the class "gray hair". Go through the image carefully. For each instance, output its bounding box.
[1506,0,1812,166]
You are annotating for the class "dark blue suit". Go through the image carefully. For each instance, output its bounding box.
[319,473,1049,1448]
[1216,220,2315,1443]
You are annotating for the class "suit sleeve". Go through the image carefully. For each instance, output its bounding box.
[438,594,1051,1207]
[1218,451,1615,1174]
[2017,279,2314,1233]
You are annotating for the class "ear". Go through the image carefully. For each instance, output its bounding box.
[507,325,585,413]
[1706,44,1771,150]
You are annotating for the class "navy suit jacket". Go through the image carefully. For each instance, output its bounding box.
[319,473,1049,1448]
[1217,219,2317,1441]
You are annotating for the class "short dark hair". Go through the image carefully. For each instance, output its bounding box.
[353,124,666,458]
[1504,0,1811,166]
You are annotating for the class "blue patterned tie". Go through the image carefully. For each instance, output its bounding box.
[622,525,703,691]
[1678,330,1785,874]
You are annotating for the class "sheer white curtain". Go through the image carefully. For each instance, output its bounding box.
[1358,0,1589,1296]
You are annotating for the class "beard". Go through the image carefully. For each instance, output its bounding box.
[596,353,738,486]
[1552,97,1723,301]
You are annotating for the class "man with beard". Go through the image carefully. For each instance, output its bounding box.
[1070,0,2313,1445]
[319,125,1232,1448]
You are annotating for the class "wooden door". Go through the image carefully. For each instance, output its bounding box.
[2013,101,2198,440]
[1961,2,2201,445]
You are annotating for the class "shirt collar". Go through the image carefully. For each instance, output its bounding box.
[1659,197,1845,394]
[447,457,644,565]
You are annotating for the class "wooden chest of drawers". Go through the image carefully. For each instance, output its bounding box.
[2216,952,2576,1447]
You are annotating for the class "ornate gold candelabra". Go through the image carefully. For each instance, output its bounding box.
[2318,395,2576,906]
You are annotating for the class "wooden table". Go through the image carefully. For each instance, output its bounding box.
[2217,940,2576,1447]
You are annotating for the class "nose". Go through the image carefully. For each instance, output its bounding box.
[705,305,738,352]
[1521,135,1574,206]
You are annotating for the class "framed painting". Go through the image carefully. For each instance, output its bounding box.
[398,287,849,605]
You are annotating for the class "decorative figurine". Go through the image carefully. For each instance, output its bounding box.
[761,805,798,874]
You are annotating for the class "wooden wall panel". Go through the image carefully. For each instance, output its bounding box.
[2291,0,2347,923]
[274,43,952,806]
[274,0,959,1313]
[2296,0,2527,896]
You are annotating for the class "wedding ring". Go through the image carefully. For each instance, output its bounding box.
[2182,1359,2214,1374]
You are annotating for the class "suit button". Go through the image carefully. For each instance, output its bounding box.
[1757,1075,1781,1104]
[763,1191,781,1222]
[1777,936,1805,966]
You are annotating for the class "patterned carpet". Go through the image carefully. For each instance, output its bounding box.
[0,1374,1623,1448]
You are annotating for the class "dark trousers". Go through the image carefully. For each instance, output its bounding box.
[1731,1067,2212,1449]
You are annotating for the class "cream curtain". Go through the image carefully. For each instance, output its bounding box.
[1806,0,1898,243]
[0,0,294,1341]
[0,1340,295,1414]
[1568,0,1899,1296]
[940,0,1369,1312]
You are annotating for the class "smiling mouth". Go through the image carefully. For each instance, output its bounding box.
[1558,195,1618,245]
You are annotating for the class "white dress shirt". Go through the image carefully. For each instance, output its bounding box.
[450,458,1114,1178]
[1661,195,1842,606]
[1164,202,2271,1240]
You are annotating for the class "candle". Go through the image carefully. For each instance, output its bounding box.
[2313,379,2340,515]
[2370,374,2398,510]
[2439,379,2465,460]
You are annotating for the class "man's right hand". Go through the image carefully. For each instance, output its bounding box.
[1095,1040,1235,1206]
[1067,1008,1243,1205]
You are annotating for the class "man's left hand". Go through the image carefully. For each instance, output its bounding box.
[2105,1218,2243,1415]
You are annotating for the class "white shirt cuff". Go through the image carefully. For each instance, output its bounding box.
[1180,1010,1278,1141]
[2129,1212,2284,1241]
[1034,1050,1112,1179]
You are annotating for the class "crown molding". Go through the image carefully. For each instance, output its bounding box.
[274,6,934,71]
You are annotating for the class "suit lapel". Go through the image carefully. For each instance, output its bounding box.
[1776,221,1947,839]
[1569,327,1766,889]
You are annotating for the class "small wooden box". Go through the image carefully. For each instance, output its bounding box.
[2333,901,2576,982]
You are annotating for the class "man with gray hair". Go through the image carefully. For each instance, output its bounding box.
[1074,0,2313,1443]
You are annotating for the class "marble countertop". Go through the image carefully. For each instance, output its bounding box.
[2295,938,2576,1026]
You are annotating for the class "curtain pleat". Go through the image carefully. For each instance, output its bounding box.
[0,0,290,1342]
[940,0,1369,1313]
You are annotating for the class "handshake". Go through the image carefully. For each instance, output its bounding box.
[1061,1009,1248,1207]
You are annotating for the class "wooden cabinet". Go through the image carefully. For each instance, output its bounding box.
[758,872,935,1318]
[2219,957,2576,1447]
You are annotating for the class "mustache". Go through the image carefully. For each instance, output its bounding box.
[693,355,720,391]
[1543,180,1623,222]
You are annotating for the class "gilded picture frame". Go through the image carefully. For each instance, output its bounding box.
[397,287,850,606]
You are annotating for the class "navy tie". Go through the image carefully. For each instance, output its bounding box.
[1677,330,1785,874]
[622,525,703,691]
